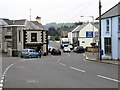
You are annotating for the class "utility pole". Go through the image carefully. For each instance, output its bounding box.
[99,0,102,60]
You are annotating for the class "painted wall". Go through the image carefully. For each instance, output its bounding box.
[26,30,42,43]
[78,23,98,48]
[101,17,119,59]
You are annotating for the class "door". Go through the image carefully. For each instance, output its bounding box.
[118,38,120,60]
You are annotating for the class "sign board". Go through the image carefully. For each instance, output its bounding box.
[86,31,93,38]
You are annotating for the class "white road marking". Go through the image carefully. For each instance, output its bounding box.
[98,75,120,83]
[68,54,70,56]
[69,67,86,73]
[1,58,39,89]
[60,63,66,66]
[83,53,86,57]
[0,84,3,88]
[0,80,3,83]
[57,59,61,63]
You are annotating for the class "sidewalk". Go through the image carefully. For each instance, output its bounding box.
[85,52,120,65]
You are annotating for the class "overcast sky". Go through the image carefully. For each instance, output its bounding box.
[0,0,119,24]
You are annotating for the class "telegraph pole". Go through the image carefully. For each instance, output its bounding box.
[99,0,102,60]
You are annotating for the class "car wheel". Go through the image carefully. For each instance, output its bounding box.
[29,55,32,58]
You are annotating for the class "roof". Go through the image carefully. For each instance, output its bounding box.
[72,23,99,33]
[2,19,13,25]
[0,19,8,26]
[12,19,26,25]
[31,21,47,30]
[72,24,88,33]
[96,2,120,19]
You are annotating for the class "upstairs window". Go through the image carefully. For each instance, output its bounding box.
[119,17,120,32]
[106,19,110,32]
[31,33,37,42]
[19,30,21,42]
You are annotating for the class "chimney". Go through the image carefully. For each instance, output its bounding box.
[36,16,41,23]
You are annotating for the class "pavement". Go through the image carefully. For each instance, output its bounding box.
[85,52,120,65]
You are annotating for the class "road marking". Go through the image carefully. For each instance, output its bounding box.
[57,59,61,62]
[0,84,3,88]
[98,75,120,83]
[1,58,39,89]
[68,54,70,56]
[69,67,85,73]
[60,63,66,66]
[83,53,86,57]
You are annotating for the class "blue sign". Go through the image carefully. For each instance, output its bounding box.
[86,31,93,38]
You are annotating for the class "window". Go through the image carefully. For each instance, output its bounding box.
[31,33,37,42]
[106,19,110,32]
[119,17,120,32]
[104,38,111,55]
[19,30,21,42]
[4,36,12,39]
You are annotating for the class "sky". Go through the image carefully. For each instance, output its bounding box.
[0,0,119,25]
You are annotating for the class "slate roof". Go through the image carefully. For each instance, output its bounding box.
[72,24,88,33]
[1,18,13,25]
[12,19,26,25]
[72,23,99,33]
[0,19,8,26]
[96,2,120,19]
[31,21,47,30]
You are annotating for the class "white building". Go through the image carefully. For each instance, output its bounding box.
[70,23,99,48]
[99,2,120,60]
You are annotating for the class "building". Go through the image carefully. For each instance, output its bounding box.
[98,2,120,60]
[0,17,48,56]
[69,23,99,48]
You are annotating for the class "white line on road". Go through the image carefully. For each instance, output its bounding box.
[69,67,86,73]
[68,54,70,56]
[83,53,86,57]
[60,63,66,66]
[98,75,120,83]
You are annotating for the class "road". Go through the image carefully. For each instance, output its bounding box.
[1,41,119,88]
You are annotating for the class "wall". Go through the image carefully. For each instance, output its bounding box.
[26,30,42,43]
[101,17,119,59]
[17,27,23,51]
[78,23,98,48]
[111,17,119,59]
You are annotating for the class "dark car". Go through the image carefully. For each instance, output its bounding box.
[76,46,85,53]
[51,48,61,55]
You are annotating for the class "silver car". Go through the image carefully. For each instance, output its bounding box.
[21,49,39,58]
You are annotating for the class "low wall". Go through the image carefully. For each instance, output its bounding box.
[86,47,98,52]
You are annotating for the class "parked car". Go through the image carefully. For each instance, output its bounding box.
[68,44,73,50]
[76,46,85,53]
[63,46,71,52]
[73,46,77,52]
[48,46,54,53]
[21,49,39,58]
[51,48,61,55]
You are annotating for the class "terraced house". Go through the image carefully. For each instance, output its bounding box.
[0,17,48,56]
[99,2,120,60]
